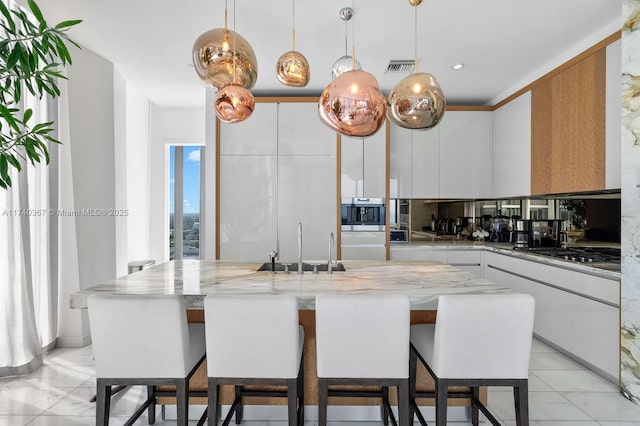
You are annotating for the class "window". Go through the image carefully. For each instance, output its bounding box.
[169,145,204,260]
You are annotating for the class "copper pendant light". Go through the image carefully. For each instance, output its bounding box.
[319,4,387,137]
[192,0,258,90]
[319,70,387,137]
[330,7,361,79]
[276,0,310,87]
[214,83,255,123]
[387,0,446,130]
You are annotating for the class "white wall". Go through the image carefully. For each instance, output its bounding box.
[148,106,206,264]
[57,45,116,346]
[124,83,152,262]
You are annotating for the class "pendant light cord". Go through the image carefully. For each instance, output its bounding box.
[351,0,356,70]
[292,0,296,51]
[414,3,419,72]
[232,0,236,84]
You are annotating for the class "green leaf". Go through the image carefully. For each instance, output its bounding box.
[0,104,20,132]
[27,0,46,25]
[0,2,16,33]
[55,19,82,30]
[23,108,33,123]
[6,43,22,69]
[6,154,22,172]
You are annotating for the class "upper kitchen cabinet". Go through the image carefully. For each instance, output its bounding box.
[411,123,440,199]
[493,92,532,198]
[388,124,440,199]
[389,110,492,199]
[278,103,334,156]
[531,45,607,195]
[389,126,412,199]
[341,128,386,199]
[439,111,492,199]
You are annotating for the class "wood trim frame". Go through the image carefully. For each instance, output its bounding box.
[337,133,342,260]
[493,31,621,110]
[215,116,221,260]
[385,120,391,261]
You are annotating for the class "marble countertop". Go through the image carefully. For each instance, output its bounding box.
[70,260,514,310]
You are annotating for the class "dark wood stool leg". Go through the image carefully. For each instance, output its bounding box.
[234,385,243,424]
[435,378,448,426]
[175,378,188,426]
[208,379,219,426]
[287,378,298,426]
[298,365,305,425]
[318,378,328,426]
[409,347,418,424]
[471,386,480,426]
[381,386,390,425]
[514,380,529,426]
[397,379,410,426]
[96,380,110,426]
[147,385,156,424]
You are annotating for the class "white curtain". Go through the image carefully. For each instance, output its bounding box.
[0,0,59,376]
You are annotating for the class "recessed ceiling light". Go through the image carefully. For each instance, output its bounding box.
[452,63,464,70]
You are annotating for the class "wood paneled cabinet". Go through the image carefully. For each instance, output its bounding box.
[531,40,621,195]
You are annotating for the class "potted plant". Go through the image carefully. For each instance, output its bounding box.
[0,0,80,189]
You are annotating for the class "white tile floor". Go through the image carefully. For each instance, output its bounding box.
[0,338,639,425]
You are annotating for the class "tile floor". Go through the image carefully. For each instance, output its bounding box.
[0,338,639,425]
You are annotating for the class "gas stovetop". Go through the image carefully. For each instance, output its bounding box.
[513,247,621,272]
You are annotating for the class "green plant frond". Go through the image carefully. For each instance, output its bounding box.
[55,19,82,30]
[27,0,46,25]
[0,2,16,34]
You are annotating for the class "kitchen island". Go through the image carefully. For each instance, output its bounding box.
[72,260,513,419]
[70,259,513,310]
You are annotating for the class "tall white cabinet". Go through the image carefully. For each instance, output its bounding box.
[492,92,531,198]
[219,101,337,262]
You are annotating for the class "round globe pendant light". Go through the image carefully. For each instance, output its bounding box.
[276,0,310,87]
[214,83,255,123]
[318,69,387,137]
[387,0,446,130]
[330,7,361,79]
[192,0,258,91]
[388,72,445,129]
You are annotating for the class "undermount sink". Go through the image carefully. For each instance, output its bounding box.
[257,262,346,272]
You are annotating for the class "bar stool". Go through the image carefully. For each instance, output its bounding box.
[87,294,206,426]
[315,294,411,426]
[410,293,535,426]
[203,295,304,425]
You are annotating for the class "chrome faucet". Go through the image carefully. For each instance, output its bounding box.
[297,222,303,274]
[328,232,335,274]
[268,250,278,273]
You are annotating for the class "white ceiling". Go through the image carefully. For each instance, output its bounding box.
[32,0,621,108]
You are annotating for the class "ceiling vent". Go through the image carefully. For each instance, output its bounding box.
[385,60,415,73]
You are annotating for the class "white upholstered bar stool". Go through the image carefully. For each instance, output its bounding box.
[87,294,206,426]
[315,294,411,426]
[203,295,304,426]
[409,293,535,426]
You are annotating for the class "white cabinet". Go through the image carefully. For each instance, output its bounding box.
[485,251,620,383]
[341,129,386,198]
[605,39,621,190]
[389,247,484,277]
[411,126,440,198]
[389,126,412,199]
[389,122,440,199]
[219,102,336,261]
[219,104,278,260]
[341,231,386,260]
[492,92,531,198]
[390,111,492,199]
